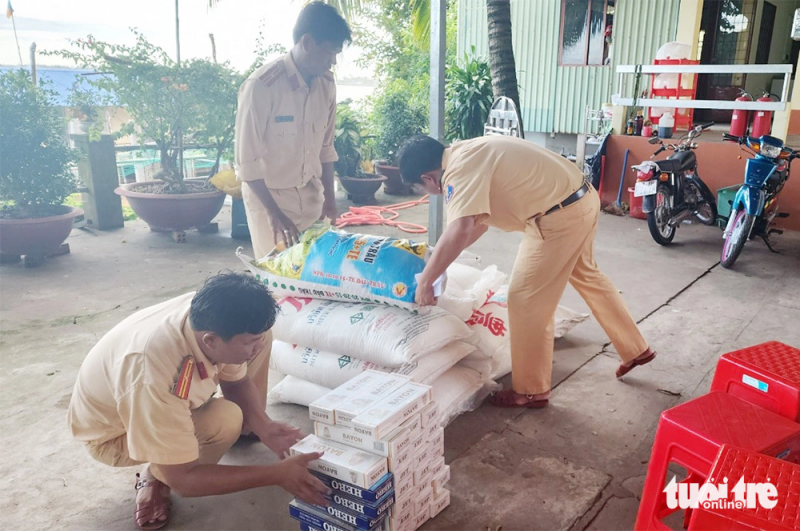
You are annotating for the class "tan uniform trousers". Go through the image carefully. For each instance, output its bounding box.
[242,179,324,260]
[85,343,270,468]
[508,186,648,395]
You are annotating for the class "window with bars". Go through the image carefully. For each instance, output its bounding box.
[559,0,615,66]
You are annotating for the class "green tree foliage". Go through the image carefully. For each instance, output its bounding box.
[0,69,77,217]
[333,100,364,177]
[51,31,243,192]
[446,49,493,141]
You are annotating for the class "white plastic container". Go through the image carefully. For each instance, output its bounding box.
[658,112,675,139]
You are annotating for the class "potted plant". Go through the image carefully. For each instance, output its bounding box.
[370,79,427,195]
[66,77,104,141]
[54,33,226,233]
[0,69,82,267]
[334,101,386,205]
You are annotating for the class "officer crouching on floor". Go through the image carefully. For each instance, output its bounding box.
[67,272,328,529]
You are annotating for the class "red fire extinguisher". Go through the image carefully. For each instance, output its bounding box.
[751,93,776,138]
[730,90,752,137]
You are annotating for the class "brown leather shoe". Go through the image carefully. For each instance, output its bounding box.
[616,348,657,378]
[489,388,550,408]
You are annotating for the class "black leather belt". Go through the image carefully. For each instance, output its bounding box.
[544,182,590,215]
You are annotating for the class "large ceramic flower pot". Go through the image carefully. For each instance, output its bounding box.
[115,180,225,231]
[0,205,84,260]
[374,163,413,196]
[338,175,387,205]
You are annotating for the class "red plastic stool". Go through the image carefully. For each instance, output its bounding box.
[688,444,800,530]
[711,341,800,421]
[635,392,800,530]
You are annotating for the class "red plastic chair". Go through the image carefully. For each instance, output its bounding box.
[711,341,800,421]
[635,392,800,530]
[688,444,800,530]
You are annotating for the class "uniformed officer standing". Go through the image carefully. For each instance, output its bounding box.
[235,2,351,259]
[398,135,657,408]
[67,273,329,530]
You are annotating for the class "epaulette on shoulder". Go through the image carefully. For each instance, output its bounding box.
[322,70,335,83]
[258,61,286,88]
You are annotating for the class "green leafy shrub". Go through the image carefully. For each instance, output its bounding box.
[334,100,365,178]
[0,69,77,218]
[368,78,428,163]
[446,49,493,141]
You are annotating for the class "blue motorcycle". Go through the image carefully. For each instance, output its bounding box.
[720,133,794,268]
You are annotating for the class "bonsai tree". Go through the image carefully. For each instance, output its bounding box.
[184,58,242,176]
[52,32,197,193]
[334,101,365,178]
[66,76,104,141]
[0,69,77,219]
[53,32,245,192]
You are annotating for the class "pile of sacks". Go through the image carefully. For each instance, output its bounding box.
[239,224,589,426]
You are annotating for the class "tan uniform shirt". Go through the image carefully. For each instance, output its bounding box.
[442,135,586,232]
[67,293,264,465]
[235,53,338,190]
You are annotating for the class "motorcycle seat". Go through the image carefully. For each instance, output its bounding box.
[655,150,697,173]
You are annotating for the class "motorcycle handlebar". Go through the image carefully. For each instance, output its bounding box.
[653,146,667,156]
[722,133,742,143]
[700,122,715,130]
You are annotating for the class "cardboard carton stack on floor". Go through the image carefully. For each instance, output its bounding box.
[288,370,451,531]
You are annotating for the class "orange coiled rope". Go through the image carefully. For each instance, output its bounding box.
[335,195,430,234]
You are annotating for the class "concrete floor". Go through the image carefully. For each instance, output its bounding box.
[1,189,799,531]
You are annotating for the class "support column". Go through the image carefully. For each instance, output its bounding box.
[428,0,446,245]
[777,50,800,139]
[676,0,704,59]
[72,134,124,230]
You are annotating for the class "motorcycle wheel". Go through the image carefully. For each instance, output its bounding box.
[692,179,718,226]
[720,208,755,269]
[647,184,676,245]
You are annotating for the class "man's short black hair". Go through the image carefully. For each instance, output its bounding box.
[190,272,279,341]
[293,2,352,46]
[397,134,446,184]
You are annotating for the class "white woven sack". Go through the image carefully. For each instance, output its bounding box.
[273,297,474,368]
[269,340,475,388]
[438,263,507,321]
[268,375,330,407]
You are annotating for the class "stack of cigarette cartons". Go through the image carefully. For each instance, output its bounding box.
[288,370,451,531]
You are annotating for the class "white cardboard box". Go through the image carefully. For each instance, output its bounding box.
[413,458,434,487]
[423,418,439,441]
[430,488,451,518]
[412,508,430,530]
[411,443,431,470]
[429,455,445,480]
[394,489,417,516]
[432,464,450,493]
[388,444,414,473]
[289,434,388,489]
[409,432,426,456]
[428,427,444,457]
[415,485,432,516]
[309,370,398,425]
[419,401,440,428]
[395,460,416,488]
[334,374,411,427]
[394,469,415,500]
[315,413,419,458]
[351,382,432,439]
[413,476,429,499]
[389,414,420,457]
[388,506,414,531]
